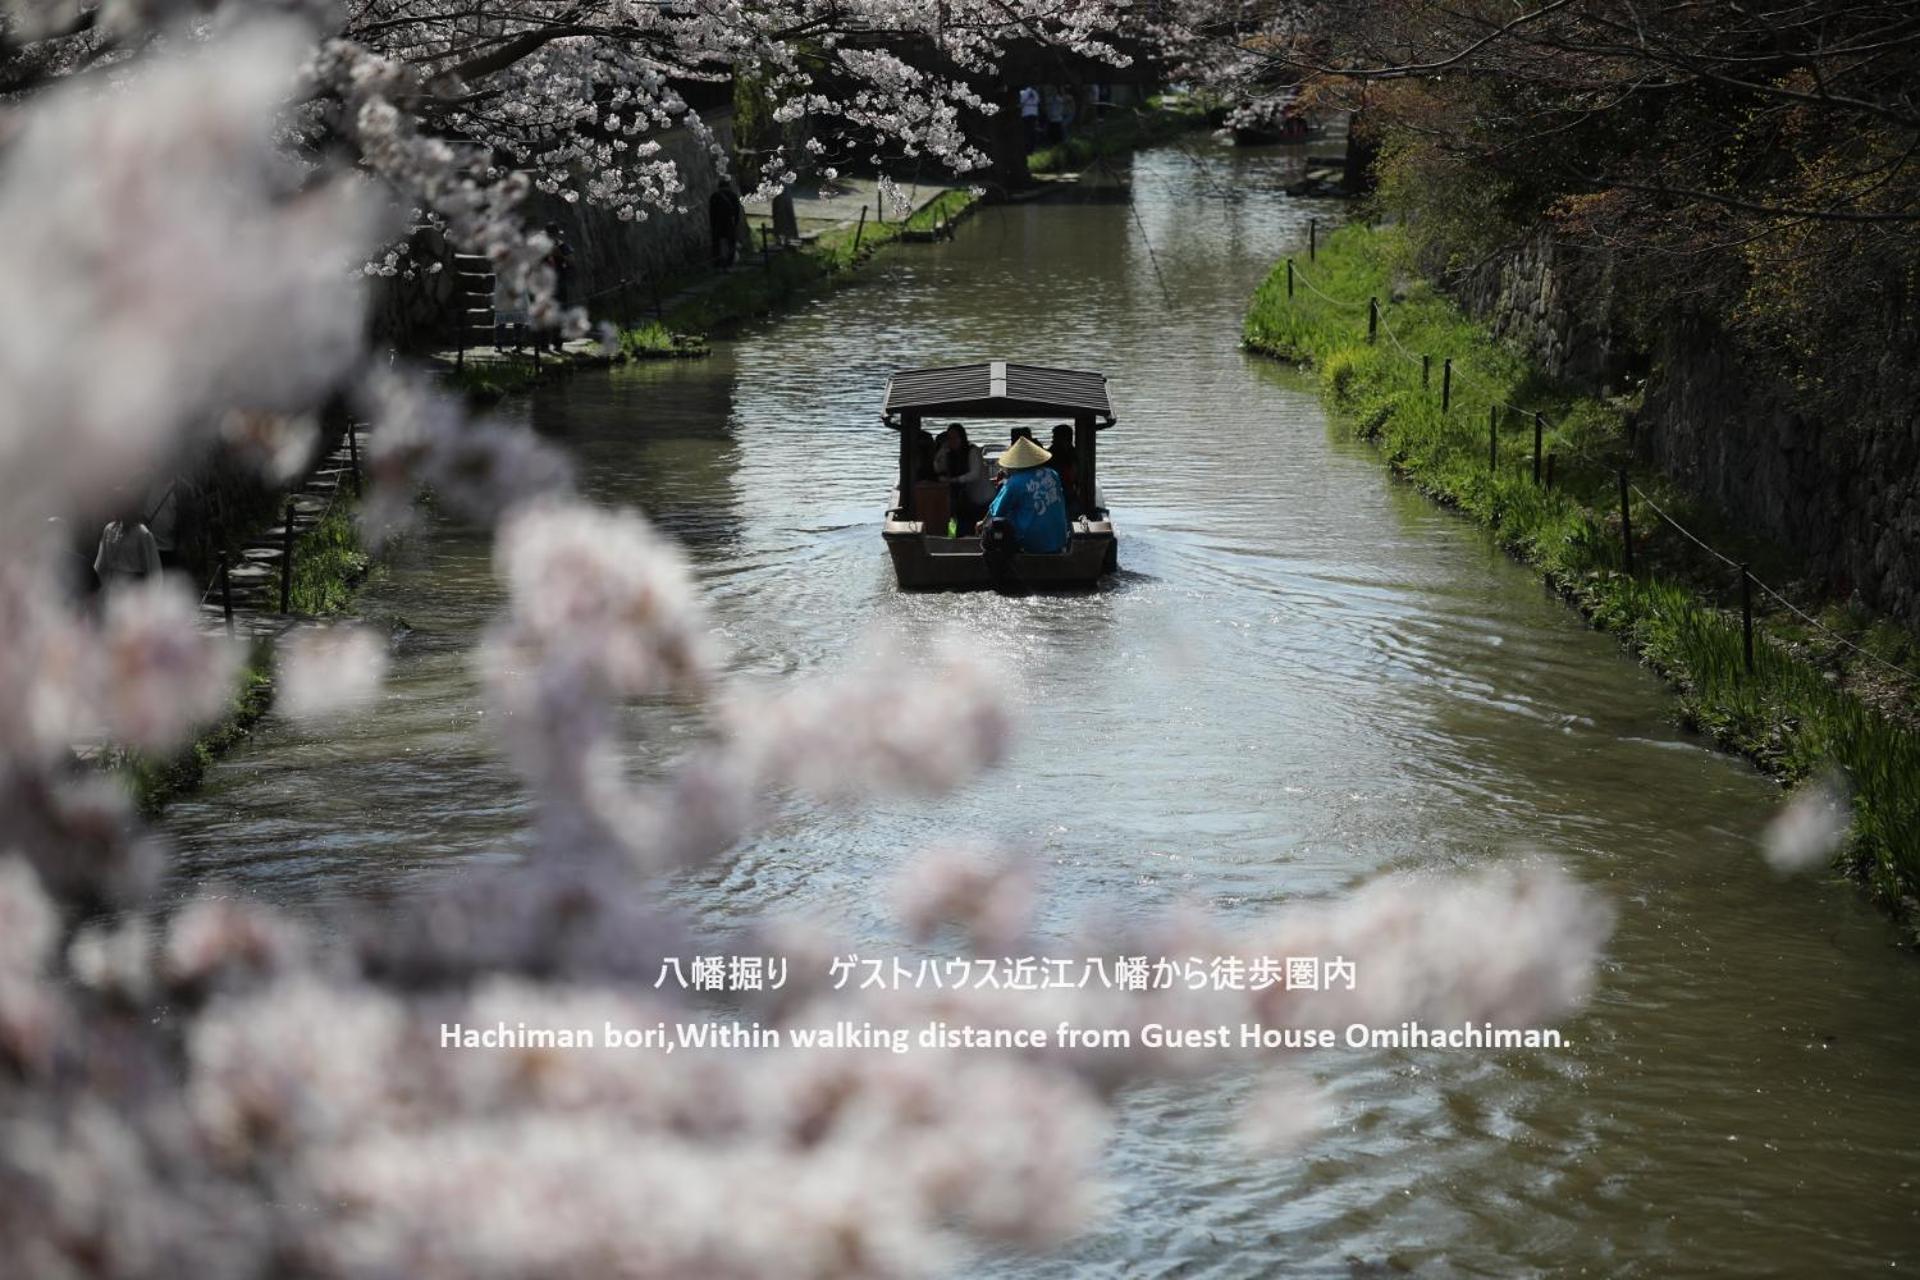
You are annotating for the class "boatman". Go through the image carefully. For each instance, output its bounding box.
[985,435,1068,553]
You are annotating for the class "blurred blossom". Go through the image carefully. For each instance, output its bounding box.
[729,645,1010,800]
[894,846,1036,953]
[492,501,714,696]
[163,896,313,994]
[1237,1077,1331,1153]
[97,580,242,749]
[278,624,389,722]
[359,371,574,541]
[0,19,383,527]
[0,855,58,976]
[1762,775,1852,873]
[68,916,154,1003]
[218,410,320,484]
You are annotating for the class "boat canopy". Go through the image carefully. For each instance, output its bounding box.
[883,361,1114,425]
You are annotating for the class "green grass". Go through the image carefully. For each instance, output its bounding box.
[122,661,273,816]
[1027,95,1213,177]
[1247,222,1920,929]
[659,187,982,336]
[617,320,710,360]
[289,498,372,616]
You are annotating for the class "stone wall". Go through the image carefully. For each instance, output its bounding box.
[1444,230,1920,626]
[372,110,737,350]
[1449,232,1629,390]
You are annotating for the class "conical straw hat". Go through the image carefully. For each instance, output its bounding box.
[999,436,1052,470]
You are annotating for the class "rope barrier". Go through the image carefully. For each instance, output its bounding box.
[1285,256,1920,687]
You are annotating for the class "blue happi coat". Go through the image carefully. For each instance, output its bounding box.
[987,465,1069,553]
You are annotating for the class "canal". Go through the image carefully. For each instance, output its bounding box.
[164,140,1920,1275]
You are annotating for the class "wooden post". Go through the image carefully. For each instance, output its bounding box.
[761,224,771,272]
[1367,297,1378,343]
[1488,405,1498,471]
[1532,412,1544,485]
[1441,359,1452,412]
[279,499,296,615]
[1286,258,1294,299]
[1309,218,1317,261]
[853,205,868,254]
[1421,354,1430,390]
[1545,452,1556,491]
[1740,564,1754,672]
[347,423,361,497]
[898,412,920,520]
[1617,469,1634,576]
[1076,413,1098,517]
[219,551,234,636]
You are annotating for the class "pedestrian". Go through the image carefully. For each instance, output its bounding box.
[1018,85,1042,153]
[709,182,744,268]
[94,508,162,589]
[542,222,574,351]
[1047,87,1073,146]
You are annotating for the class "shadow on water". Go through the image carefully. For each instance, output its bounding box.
[163,138,1920,1276]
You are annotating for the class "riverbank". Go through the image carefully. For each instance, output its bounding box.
[119,446,383,816]
[1246,223,1920,936]
[1027,96,1212,177]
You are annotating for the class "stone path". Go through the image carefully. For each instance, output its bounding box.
[195,425,370,640]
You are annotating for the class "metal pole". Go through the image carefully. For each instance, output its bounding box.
[1367,297,1378,343]
[1422,354,1430,389]
[219,552,233,636]
[853,205,868,254]
[1309,218,1317,261]
[1617,469,1634,576]
[347,423,361,497]
[1532,412,1543,484]
[1489,405,1498,471]
[1740,564,1754,672]
[279,499,295,615]
[1286,258,1294,299]
[1442,359,1452,413]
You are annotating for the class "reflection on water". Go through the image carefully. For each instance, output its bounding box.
[163,141,1920,1276]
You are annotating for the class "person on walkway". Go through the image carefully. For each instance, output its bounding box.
[932,424,995,533]
[985,435,1068,553]
[1018,85,1042,153]
[543,222,574,351]
[94,508,162,589]
[1047,87,1073,145]
[709,182,744,267]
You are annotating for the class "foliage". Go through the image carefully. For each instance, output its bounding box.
[1027,96,1212,176]
[289,499,373,617]
[1248,223,1920,925]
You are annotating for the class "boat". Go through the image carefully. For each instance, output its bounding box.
[881,361,1118,592]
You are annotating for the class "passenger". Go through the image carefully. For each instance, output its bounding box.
[1047,424,1078,516]
[984,436,1068,554]
[932,424,994,533]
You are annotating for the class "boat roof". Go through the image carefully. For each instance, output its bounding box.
[883,361,1113,423]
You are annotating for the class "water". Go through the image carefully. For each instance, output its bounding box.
[164,141,1920,1275]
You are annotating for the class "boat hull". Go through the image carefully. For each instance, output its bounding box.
[884,520,1116,592]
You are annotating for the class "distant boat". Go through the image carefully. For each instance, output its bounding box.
[881,361,1118,592]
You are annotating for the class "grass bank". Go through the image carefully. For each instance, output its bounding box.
[1028,96,1213,177]
[1246,223,1920,933]
[122,488,382,815]
[647,186,981,338]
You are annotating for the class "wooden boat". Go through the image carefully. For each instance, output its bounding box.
[882,361,1118,592]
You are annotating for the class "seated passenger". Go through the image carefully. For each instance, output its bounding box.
[985,436,1069,554]
[913,428,939,482]
[932,424,995,532]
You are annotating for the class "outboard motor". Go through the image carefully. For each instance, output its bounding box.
[979,517,1024,594]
